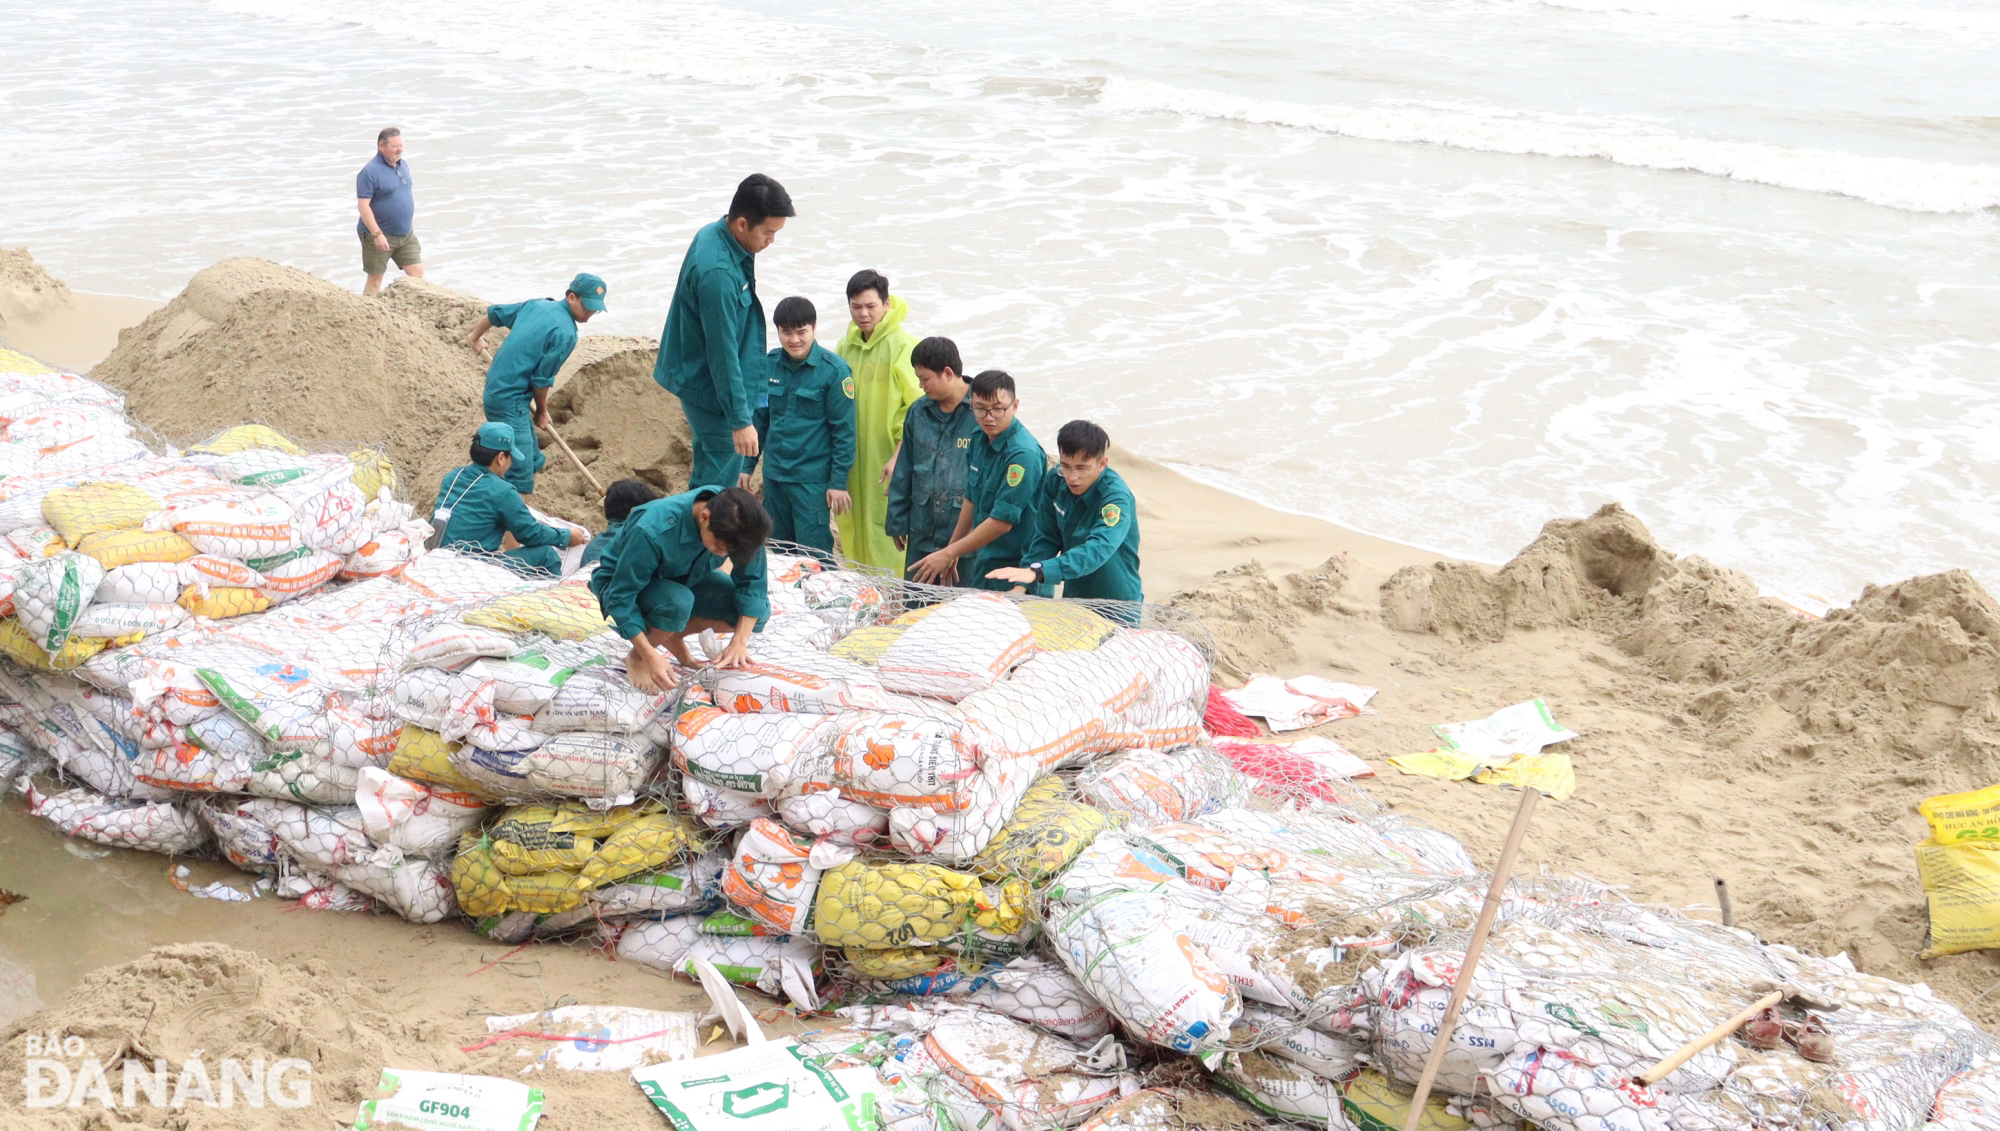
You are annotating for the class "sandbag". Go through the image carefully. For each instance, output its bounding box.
[343,522,428,579]
[814,858,1029,950]
[721,818,826,935]
[188,423,304,456]
[518,730,661,799]
[323,854,458,923]
[773,788,888,847]
[969,774,1109,883]
[0,616,108,672]
[96,561,189,605]
[540,664,672,733]
[177,585,270,619]
[170,494,300,559]
[1076,746,1248,827]
[73,602,189,639]
[462,639,608,714]
[1048,888,1240,1054]
[952,681,1141,770]
[878,594,1034,700]
[16,551,105,651]
[611,916,821,1005]
[673,707,835,799]
[405,619,520,669]
[42,481,159,543]
[249,545,343,601]
[887,754,1041,864]
[1916,839,2000,957]
[682,776,774,828]
[355,765,488,858]
[73,527,195,568]
[25,783,209,855]
[921,1008,1133,1131]
[829,713,991,812]
[462,581,610,640]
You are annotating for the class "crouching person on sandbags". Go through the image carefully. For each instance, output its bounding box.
[433,422,585,575]
[588,484,772,690]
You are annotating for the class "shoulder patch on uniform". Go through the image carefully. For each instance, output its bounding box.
[1006,464,1024,487]
[841,375,856,399]
[1101,503,1122,527]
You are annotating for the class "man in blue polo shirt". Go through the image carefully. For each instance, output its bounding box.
[466,273,608,498]
[356,126,423,296]
[654,174,796,490]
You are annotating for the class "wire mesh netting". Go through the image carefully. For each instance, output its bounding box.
[0,351,1996,1131]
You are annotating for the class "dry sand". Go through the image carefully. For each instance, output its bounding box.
[2,254,1997,1124]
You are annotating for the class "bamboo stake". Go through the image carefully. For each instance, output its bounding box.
[1401,787,1540,1131]
[1632,989,1782,1087]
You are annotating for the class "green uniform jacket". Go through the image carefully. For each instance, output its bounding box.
[482,298,577,417]
[886,395,978,558]
[1023,466,1143,602]
[590,487,770,640]
[654,218,764,429]
[965,418,1051,595]
[433,464,570,555]
[745,343,856,491]
[834,296,922,572]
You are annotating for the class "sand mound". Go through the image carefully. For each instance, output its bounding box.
[538,339,693,529]
[1378,503,1676,640]
[91,259,489,505]
[0,248,73,332]
[0,943,463,1129]
[1167,555,1352,680]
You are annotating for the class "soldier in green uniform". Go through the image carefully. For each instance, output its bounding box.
[432,422,585,576]
[588,484,772,691]
[465,273,607,498]
[987,420,1143,605]
[908,370,1050,596]
[741,296,855,559]
[886,336,978,581]
[653,174,796,489]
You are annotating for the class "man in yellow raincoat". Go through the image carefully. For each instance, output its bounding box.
[833,268,922,573]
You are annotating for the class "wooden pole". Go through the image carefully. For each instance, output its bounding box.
[1715,878,1734,928]
[544,421,605,498]
[1632,988,1782,1087]
[1401,787,1539,1131]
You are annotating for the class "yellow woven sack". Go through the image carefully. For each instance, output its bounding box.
[349,447,397,500]
[828,624,904,665]
[971,775,1108,883]
[0,348,52,374]
[451,832,591,917]
[463,582,611,641]
[1920,784,2000,844]
[387,726,490,796]
[187,424,304,456]
[844,947,947,980]
[485,801,700,886]
[813,859,1029,950]
[1022,600,1117,651]
[0,618,116,672]
[890,604,943,627]
[74,528,196,568]
[1916,839,2000,958]
[42,482,160,543]
[1339,1070,1469,1131]
[177,586,269,619]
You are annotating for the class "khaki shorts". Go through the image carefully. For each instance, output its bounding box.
[360,230,422,275]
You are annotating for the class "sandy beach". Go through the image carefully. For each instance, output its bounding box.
[2,249,1998,1128]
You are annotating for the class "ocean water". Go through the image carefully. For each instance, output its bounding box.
[2,0,1996,600]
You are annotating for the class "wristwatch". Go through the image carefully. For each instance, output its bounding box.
[1030,562,1045,583]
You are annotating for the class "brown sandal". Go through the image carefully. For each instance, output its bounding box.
[1741,1005,1784,1050]
[1786,1014,1836,1063]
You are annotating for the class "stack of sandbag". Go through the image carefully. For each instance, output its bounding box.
[384,577,684,806]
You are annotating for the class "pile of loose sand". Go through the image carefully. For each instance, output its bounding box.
[0,248,73,332]
[88,258,684,526]
[91,259,490,505]
[0,943,666,1130]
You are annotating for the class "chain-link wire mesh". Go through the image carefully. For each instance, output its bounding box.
[3,352,1998,1131]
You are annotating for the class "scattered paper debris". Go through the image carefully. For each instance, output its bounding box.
[1390,699,1579,800]
[1221,674,1378,732]
[632,1039,881,1131]
[353,1069,544,1131]
[480,1006,698,1073]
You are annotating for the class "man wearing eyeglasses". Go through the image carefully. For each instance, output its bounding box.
[908,369,1050,596]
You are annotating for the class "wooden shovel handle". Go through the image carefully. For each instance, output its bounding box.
[1632,988,1783,1087]
[543,421,604,498]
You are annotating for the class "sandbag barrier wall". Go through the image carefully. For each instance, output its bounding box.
[2,357,1999,1131]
